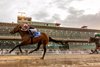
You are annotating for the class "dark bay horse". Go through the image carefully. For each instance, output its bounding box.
[9,24,63,59]
[89,37,100,54]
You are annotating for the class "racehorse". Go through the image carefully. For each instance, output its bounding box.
[89,37,100,54]
[9,24,64,59]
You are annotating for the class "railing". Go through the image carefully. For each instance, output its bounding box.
[0,36,21,40]
[0,36,89,43]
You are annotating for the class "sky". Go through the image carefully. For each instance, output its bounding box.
[0,0,100,29]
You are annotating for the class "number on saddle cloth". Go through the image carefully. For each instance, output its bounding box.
[33,32,41,37]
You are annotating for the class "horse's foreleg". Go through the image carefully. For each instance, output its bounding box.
[91,49,99,54]
[41,45,46,59]
[18,46,23,53]
[29,42,41,54]
[95,49,99,54]
[9,44,21,53]
[90,49,95,54]
[94,47,99,54]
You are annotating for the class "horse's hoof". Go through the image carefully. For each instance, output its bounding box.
[91,50,94,52]
[89,53,93,54]
[96,52,99,54]
[9,51,11,53]
[21,53,23,55]
[40,57,44,60]
[28,51,32,54]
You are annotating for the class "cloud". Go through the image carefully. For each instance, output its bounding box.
[32,10,49,21]
[51,0,83,10]
[62,7,100,29]
[0,0,15,21]
[0,0,26,22]
[47,14,61,22]
[0,0,49,22]
[0,0,100,29]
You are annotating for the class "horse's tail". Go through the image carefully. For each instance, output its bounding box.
[49,37,70,49]
[49,37,64,45]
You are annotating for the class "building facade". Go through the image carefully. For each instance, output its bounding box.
[0,16,100,50]
[0,22,100,50]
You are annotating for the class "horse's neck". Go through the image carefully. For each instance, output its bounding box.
[19,31,30,39]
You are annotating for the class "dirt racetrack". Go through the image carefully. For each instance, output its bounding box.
[0,54,100,67]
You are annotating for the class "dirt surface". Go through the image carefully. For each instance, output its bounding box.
[0,54,100,67]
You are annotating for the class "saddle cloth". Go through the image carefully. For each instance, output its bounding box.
[33,32,41,37]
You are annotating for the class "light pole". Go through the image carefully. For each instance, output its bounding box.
[18,12,26,16]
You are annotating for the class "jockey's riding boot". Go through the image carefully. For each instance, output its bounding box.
[32,33,35,38]
[28,30,34,44]
[28,30,33,37]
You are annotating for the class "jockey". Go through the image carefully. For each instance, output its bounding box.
[21,23,29,31]
[21,23,37,37]
[94,33,100,38]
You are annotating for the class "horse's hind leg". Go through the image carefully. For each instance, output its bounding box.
[95,50,99,54]
[94,47,99,54]
[41,44,47,59]
[29,42,41,54]
[18,46,23,53]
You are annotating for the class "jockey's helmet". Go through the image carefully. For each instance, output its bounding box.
[94,33,100,37]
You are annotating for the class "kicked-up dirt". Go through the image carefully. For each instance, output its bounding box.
[0,54,100,67]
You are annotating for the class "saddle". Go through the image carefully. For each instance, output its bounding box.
[29,31,41,44]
